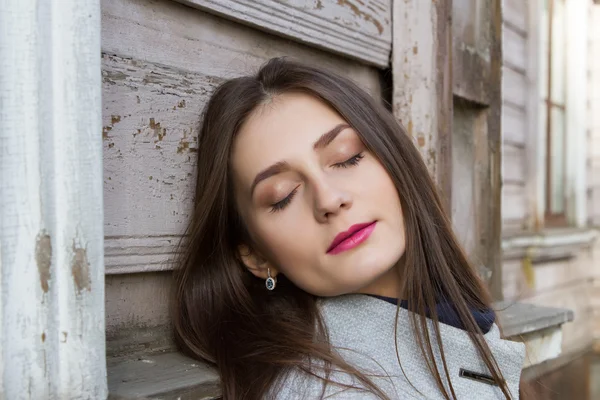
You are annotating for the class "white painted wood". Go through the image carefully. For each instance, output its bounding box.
[521,327,563,368]
[502,103,527,146]
[0,0,107,399]
[564,0,589,228]
[174,0,392,68]
[503,144,526,184]
[391,0,447,182]
[504,0,528,34]
[503,24,527,73]
[526,0,543,231]
[521,281,593,356]
[588,4,600,227]
[502,228,598,251]
[524,0,589,228]
[502,183,528,224]
[502,66,528,109]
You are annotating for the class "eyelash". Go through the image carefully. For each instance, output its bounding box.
[333,152,364,169]
[269,153,365,213]
[270,186,299,213]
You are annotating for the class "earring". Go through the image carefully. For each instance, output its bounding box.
[265,268,277,291]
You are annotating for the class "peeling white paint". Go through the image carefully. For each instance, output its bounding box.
[0,0,107,398]
[521,326,564,368]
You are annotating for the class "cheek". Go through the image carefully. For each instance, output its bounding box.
[363,162,405,233]
[246,212,319,274]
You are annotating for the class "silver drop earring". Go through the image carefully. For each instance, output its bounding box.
[265,268,276,291]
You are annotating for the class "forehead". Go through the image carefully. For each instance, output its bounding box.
[230,93,346,183]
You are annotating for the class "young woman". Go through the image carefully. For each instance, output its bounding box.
[172,57,525,399]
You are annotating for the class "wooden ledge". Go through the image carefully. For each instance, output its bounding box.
[107,302,573,399]
[108,351,220,400]
[495,301,574,338]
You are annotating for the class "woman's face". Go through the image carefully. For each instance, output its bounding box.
[231,92,406,297]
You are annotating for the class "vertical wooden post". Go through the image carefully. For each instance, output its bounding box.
[486,0,504,300]
[0,0,107,398]
[392,1,454,212]
[393,0,505,300]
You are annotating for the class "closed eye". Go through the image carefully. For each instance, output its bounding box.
[270,186,299,213]
[332,153,364,169]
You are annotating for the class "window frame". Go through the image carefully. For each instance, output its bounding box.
[526,0,588,231]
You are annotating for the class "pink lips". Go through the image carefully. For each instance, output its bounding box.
[327,221,377,255]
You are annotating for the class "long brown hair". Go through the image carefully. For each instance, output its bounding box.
[172,57,513,399]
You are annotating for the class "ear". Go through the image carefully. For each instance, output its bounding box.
[237,244,278,280]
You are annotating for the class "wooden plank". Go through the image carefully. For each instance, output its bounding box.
[502,66,527,109]
[529,258,591,295]
[523,0,542,232]
[589,188,600,227]
[503,24,527,73]
[108,352,219,399]
[502,219,527,235]
[502,102,527,146]
[495,301,573,338]
[503,0,527,34]
[502,183,528,223]
[453,46,491,105]
[588,6,600,228]
[105,272,173,357]
[450,0,504,299]
[0,1,107,398]
[101,0,382,95]
[391,0,453,207]
[502,259,528,300]
[503,144,526,184]
[173,0,392,67]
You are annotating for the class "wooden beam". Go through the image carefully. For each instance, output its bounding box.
[391,0,453,211]
[173,0,392,68]
[0,0,107,397]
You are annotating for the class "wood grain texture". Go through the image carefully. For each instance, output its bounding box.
[452,0,493,105]
[0,0,107,398]
[391,0,453,209]
[174,0,392,67]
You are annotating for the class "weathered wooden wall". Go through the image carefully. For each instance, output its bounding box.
[501,0,600,367]
[588,3,600,350]
[501,0,529,233]
[589,4,600,228]
[1,0,107,397]
[101,0,388,354]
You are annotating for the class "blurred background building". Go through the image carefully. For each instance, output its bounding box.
[500,0,600,397]
[1,0,599,398]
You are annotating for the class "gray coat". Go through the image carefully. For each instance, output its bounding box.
[274,294,524,399]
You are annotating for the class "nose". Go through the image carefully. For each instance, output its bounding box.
[313,179,352,223]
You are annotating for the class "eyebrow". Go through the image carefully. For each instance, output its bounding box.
[249,123,351,195]
[313,123,350,150]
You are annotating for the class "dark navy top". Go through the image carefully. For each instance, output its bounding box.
[368,294,495,334]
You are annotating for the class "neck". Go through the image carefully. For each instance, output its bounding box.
[355,262,403,299]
